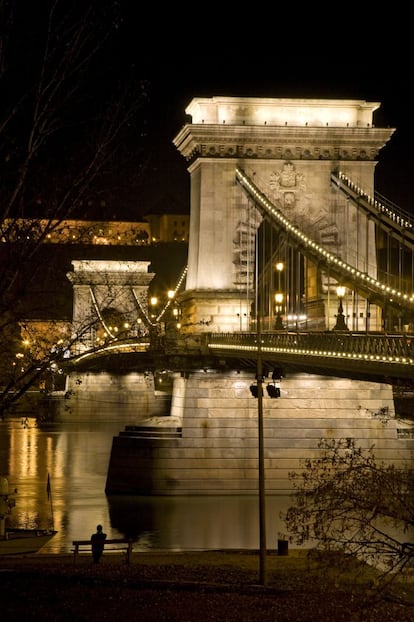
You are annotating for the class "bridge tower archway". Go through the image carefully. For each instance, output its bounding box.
[174,97,394,333]
[66,260,155,352]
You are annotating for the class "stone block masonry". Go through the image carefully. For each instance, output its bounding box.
[105,371,412,495]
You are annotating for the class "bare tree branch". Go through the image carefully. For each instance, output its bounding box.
[0,1,148,417]
[281,438,414,587]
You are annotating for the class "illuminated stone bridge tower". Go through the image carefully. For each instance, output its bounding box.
[67,260,154,352]
[173,97,394,332]
[105,99,413,498]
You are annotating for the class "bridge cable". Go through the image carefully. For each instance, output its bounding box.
[89,287,116,339]
[236,168,414,316]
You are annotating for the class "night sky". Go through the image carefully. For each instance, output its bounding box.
[4,3,413,220]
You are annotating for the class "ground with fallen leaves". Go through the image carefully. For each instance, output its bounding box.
[1,550,413,621]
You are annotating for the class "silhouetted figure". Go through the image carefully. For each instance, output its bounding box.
[91,524,107,563]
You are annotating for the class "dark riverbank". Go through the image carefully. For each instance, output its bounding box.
[1,550,413,621]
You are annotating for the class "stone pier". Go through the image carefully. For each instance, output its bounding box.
[105,371,411,495]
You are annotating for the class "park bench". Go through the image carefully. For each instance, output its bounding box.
[72,537,135,564]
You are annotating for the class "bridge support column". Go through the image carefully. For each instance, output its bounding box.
[178,290,251,333]
[105,370,410,496]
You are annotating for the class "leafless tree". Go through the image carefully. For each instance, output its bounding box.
[0,0,148,417]
[281,438,414,586]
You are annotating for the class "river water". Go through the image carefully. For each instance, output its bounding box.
[0,399,294,554]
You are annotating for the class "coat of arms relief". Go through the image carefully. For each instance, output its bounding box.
[266,162,341,292]
[268,161,306,213]
[269,161,306,212]
[267,161,337,238]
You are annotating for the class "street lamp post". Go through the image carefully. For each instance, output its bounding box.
[274,293,284,330]
[250,240,268,587]
[256,299,267,587]
[333,285,349,331]
[276,262,284,288]
[275,262,284,330]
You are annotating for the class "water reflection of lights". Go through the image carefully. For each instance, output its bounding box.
[7,421,64,532]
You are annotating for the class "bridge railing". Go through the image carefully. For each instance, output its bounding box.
[208,331,414,359]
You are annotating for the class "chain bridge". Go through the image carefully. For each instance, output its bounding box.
[65,97,414,384]
[60,97,414,496]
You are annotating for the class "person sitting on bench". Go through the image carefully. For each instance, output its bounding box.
[91,524,107,563]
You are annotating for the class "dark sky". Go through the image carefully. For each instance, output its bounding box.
[128,53,413,218]
[4,3,412,219]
